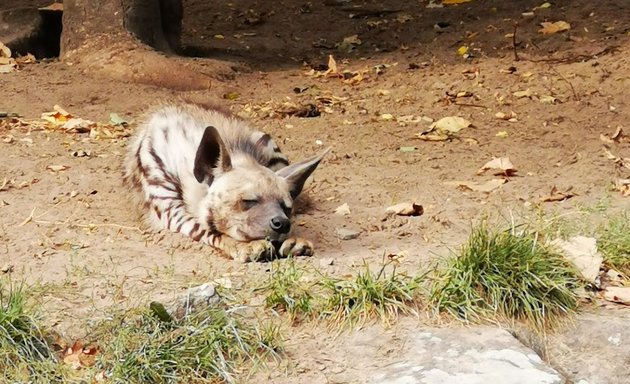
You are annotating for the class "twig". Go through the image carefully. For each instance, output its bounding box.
[454,103,488,109]
[549,66,579,101]
[32,219,143,232]
[523,46,618,65]
[341,7,402,18]
[19,207,36,226]
[512,22,519,62]
[17,202,64,227]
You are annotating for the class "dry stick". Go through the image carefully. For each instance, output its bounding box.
[19,207,36,226]
[549,66,579,101]
[17,202,64,227]
[32,219,142,232]
[524,46,618,65]
[454,102,488,109]
[512,22,519,62]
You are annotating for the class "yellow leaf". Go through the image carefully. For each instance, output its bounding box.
[0,41,11,58]
[539,95,557,104]
[496,131,508,138]
[380,113,394,121]
[457,46,469,55]
[539,21,571,34]
[536,2,551,9]
[47,165,70,172]
[41,105,73,125]
[327,55,338,74]
[513,89,532,98]
[443,0,472,4]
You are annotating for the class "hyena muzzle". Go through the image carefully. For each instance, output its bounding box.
[123,103,330,262]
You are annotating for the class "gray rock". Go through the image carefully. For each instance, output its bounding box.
[153,283,221,321]
[250,322,569,384]
[335,227,361,240]
[546,311,630,384]
[367,327,563,384]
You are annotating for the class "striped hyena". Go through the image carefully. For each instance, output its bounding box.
[123,103,329,262]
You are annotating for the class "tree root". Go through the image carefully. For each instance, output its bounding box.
[62,33,236,91]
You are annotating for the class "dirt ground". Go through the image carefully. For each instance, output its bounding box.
[1,0,630,382]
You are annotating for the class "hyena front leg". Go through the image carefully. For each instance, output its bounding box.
[279,237,314,258]
[205,235,275,263]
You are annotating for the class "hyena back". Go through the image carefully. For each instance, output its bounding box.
[123,103,329,262]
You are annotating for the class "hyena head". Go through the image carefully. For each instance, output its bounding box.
[193,126,329,242]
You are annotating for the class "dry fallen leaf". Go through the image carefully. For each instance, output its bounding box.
[477,157,517,176]
[0,41,11,58]
[601,126,628,144]
[495,111,517,121]
[602,287,630,305]
[417,133,450,141]
[387,251,408,264]
[334,203,350,216]
[603,146,630,169]
[550,236,603,282]
[327,54,339,75]
[539,95,557,104]
[539,21,571,34]
[614,178,630,197]
[386,202,424,217]
[417,116,471,141]
[513,89,533,98]
[380,113,395,121]
[443,0,472,4]
[610,126,627,142]
[63,118,95,133]
[47,165,70,172]
[447,178,507,193]
[430,116,471,133]
[540,186,575,202]
[41,105,73,125]
[62,340,99,370]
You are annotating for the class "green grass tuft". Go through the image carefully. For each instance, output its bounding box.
[430,222,583,331]
[96,305,282,384]
[263,260,316,320]
[260,258,423,327]
[597,213,630,275]
[0,280,63,383]
[319,261,423,327]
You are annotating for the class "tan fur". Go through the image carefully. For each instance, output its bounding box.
[123,102,329,261]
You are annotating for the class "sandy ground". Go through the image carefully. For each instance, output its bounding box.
[1,0,630,382]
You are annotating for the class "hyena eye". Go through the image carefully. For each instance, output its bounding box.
[280,201,292,216]
[242,199,259,210]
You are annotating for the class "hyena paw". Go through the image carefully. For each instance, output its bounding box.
[278,237,314,258]
[236,240,275,263]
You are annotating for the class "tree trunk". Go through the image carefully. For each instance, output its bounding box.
[60,0,219,90]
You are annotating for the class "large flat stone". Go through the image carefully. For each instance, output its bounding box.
[547,310,630,384]
[368,327,563,384]
[257,321,566,384]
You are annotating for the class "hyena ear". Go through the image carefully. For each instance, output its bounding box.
[276,147,331,199]
[194,126,232,183]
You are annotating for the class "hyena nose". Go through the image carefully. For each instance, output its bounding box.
[270,216,291,234]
